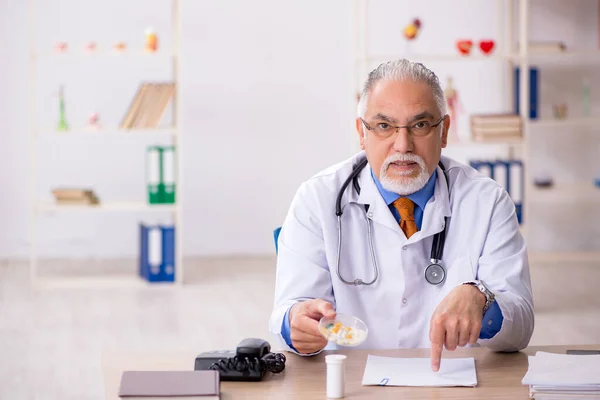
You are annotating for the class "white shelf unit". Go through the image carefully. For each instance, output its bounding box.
[516,0,600,262]
[354,0,600,262]
[36,202,179,213]
[27,0,185,288]
[39,128,177,135]
[353,0,522,146]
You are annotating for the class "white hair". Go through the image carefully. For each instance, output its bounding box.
[357,59,447,119]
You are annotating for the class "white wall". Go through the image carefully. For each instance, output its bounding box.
[1,0,358,260]
[0,0,598,260]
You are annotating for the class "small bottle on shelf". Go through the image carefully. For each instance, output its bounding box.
[145,28,158,52]
[57,85,69,132]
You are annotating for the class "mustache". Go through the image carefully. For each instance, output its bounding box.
[382,153,425,168]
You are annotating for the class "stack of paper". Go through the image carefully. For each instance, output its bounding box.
[362,355,477,387]
[522,352,600,399]
[470,113,522,143]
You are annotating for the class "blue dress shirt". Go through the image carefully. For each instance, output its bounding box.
[281,167,503,349]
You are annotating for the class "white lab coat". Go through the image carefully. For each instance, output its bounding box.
[269,151,534,354]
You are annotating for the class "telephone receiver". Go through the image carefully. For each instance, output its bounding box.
[235,338,271,359]
[194,338,286,382]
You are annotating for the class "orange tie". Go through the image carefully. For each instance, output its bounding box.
[392,198,418,239]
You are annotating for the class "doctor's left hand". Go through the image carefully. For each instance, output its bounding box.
[429,284,487,372]
[289,299,336,354]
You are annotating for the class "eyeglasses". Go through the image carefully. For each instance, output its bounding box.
[360,115,445,139]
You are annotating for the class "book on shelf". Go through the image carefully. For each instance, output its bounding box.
[471,113,521,126]
[52,188,100,205]
[120,82,175,129]
[515,67,539,120]
[470,113,522,142]
[518,41,566,53]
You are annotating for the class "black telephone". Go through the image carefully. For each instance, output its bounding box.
[194,338,286,381]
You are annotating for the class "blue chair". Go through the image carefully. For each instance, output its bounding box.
[273,227,282,254]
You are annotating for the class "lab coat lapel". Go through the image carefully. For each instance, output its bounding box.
[419,164,452,240]
[355,164,403,234]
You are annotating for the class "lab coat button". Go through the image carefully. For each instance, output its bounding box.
[402,245,408,251]
[402,298,408,304]
[367,212,373,218]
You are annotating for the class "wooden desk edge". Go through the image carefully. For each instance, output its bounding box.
[102,344,600,400]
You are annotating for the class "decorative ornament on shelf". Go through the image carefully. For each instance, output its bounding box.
[57,85,69,132]
[145,27,158,52]
[444,76,464,143]
[84,42,97,54]
[403,18,421,40]
[479,39,495,55]
[54,42,68,53]
[113,41,127,53]
[456,39,473,56]
[553,103,568,119]
[87,113,102,130]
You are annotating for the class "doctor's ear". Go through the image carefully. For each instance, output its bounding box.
[356,118,366,150]
[441,115,450,148]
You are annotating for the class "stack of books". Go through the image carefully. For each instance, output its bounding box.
[52,188,100,205]
[470,113,522,143]
[120,82,175,129]
[522,351,600,399]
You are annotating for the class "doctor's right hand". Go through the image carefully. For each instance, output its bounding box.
[289,299,336,354]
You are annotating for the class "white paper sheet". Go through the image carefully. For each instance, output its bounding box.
[361,355,477,387]
[522,352,600,387]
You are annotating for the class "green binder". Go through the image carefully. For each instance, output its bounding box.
[162,146,176,204]
[147,146,162,204]
[146,145,176,204]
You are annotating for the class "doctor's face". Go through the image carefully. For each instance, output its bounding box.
[356,79,450,195]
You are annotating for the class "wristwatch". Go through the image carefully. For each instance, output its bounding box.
[462,280,495,314]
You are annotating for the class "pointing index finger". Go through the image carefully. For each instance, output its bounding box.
[430,321,445,372]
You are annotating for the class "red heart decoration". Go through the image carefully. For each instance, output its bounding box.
[456,40,473,55]
[479,40,495,55]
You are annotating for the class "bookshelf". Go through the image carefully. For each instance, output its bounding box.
[516,0,600,261]
[354,0,600,261]
[27,0,184,288]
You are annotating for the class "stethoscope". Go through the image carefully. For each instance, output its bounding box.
[334,156,450,286]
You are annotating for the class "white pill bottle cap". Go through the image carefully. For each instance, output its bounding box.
[325,354,347,399]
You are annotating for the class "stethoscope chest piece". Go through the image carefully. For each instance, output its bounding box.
[425,261,446,285]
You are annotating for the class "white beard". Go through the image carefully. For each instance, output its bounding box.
[379,153,430,195]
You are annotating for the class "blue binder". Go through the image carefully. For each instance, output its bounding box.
[139,223,176,282]
[469,159,524,224]
[514,67,539,120]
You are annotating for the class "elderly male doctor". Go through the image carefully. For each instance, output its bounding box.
[269,59,534,371]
